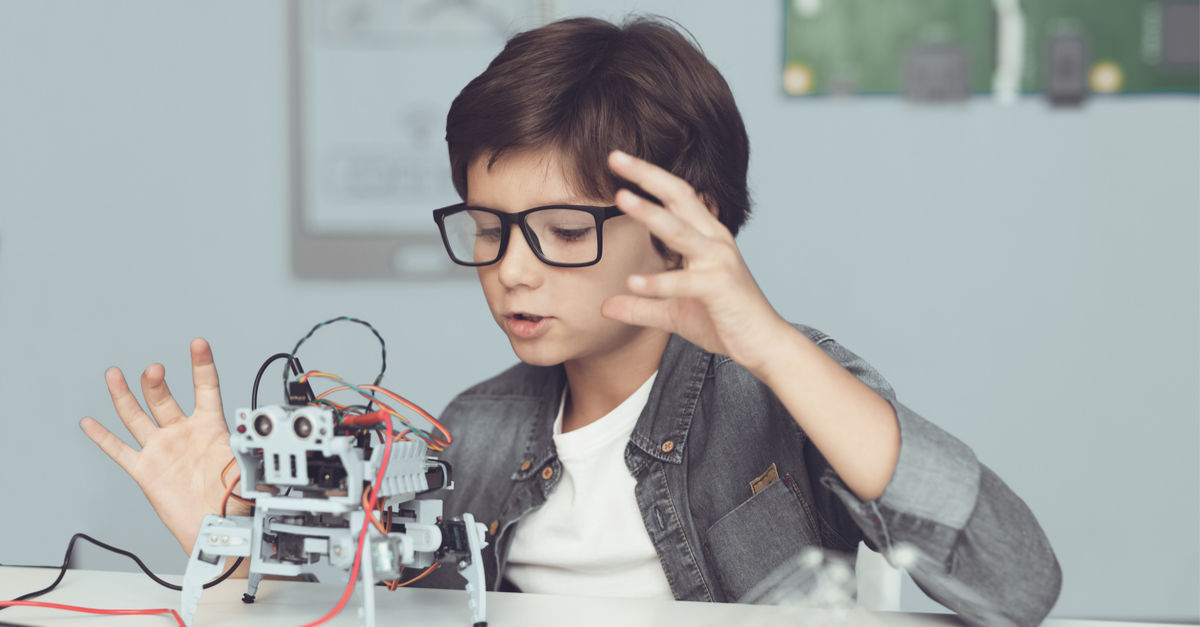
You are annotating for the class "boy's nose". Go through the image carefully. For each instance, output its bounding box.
[496,225,544,289]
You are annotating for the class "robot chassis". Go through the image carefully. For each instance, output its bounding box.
[178,404,488,626]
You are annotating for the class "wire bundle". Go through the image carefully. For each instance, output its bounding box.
[304,371,451,449]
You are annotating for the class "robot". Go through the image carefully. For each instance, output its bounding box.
[178,404,488,627]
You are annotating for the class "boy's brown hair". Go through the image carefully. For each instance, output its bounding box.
[445,16,752,252]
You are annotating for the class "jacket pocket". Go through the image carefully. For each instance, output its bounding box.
[702,475,822,602]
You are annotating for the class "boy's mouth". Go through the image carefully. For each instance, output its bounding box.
[505,312,552,339]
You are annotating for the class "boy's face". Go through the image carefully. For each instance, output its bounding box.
[466,150,671,367]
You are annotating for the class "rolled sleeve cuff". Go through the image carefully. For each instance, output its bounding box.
[820,398,981,567]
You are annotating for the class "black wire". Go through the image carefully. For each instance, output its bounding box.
[0,533,244,609]
[284,316,387,389]
[252,352,303,410]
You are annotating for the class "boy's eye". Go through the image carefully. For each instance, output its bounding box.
[549,226,594,242]
[476,227,502,242]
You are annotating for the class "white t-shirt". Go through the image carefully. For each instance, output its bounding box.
[504,372,674,599]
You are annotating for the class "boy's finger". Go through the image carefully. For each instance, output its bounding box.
[80,417,139,476]
[609,151,715,225]
[190,338,225,416]
[141,363,187,427]
[106,367,158,446]
[600,294,676,332]
[616,189,709,258]
[628,269,707,300]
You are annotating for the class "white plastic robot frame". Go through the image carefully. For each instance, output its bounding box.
[179,404,488,626]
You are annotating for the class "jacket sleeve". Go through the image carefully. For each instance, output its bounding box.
[809,334,1062,626]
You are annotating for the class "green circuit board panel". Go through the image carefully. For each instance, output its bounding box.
[783,0,996,95]
[783,0,1200,98]
[1022,0,1199,94]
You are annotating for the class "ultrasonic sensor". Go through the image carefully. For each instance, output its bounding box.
[253,414,273,437]
[293,415,313,439]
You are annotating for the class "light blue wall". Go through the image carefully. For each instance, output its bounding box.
[1,1,1196,621]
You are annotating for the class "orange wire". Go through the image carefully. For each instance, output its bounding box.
[220,457,237,488]
[299,371,338,383]
[228,494,255,507]
[360,385,451,447]
[384,565,403,591]
[393,562,441,587]
[232,493,255,506]
[220,458,255,507]
[220,476,240,517]
[380,506,401,588]
[362,486,388,535]
[319,386,402,420]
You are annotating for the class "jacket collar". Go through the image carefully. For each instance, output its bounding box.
[512,333,711,480]
[511,365,565,481]
[628,334,711,466]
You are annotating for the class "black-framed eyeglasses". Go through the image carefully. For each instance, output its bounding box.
[432,203,624,267]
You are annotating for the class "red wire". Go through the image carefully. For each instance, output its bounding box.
[340,409,392,427]
[0,600,185,626]
[300,408,395,627]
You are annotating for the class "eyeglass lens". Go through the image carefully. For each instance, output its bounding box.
[441,208,601,265]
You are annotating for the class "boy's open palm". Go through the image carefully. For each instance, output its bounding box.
[80,338,244,554]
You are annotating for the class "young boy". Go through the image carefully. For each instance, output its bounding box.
[80,16,1061,625]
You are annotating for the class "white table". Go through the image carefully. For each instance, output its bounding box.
[0,567,1173,627]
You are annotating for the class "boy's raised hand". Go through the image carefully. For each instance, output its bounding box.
[601,150,794,379]
[80,338,247,554]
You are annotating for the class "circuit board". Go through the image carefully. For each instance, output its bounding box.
[783,0,1200,98]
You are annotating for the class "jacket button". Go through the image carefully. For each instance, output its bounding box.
[520,460,532,472]
[541,466,554,480]
[661,440,675,453]
[488,519,499,536]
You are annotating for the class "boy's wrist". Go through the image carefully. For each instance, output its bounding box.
[740,317,811,387]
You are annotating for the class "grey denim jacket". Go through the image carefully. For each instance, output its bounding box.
[418,325,1062,625]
